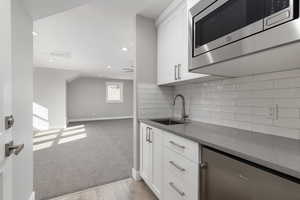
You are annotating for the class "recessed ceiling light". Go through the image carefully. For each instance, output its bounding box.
[32,32,38,36]
[107,65,112,69]
[121,47,128,52]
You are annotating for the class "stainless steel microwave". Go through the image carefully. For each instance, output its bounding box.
[189,0,300,73]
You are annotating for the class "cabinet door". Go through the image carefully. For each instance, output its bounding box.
[140,124,152,183]
[177,2,205,81]
[151,127,164,198]
[157,1,206,85]
[157,17,177,85]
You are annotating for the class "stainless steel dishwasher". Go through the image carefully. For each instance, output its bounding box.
[200,147,300,200]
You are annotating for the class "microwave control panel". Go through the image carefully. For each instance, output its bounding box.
[265,0,290,16]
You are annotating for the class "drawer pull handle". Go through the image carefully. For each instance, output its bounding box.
[169,182,185,196]
[169,141,185,149]
[169,161,185,172]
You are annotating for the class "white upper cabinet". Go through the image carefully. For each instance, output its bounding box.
[157,16,176,85]
[157,0,208,85]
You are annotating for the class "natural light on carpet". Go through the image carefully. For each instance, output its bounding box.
[33,124,87,151]
[61,128,86,137]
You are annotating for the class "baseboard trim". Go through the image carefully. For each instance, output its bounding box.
[68,116,133,123]
[29,192,35,200]
[132,168,141,181]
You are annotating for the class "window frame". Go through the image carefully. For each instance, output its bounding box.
[105,82,124,103]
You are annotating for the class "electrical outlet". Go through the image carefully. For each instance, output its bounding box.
[268,107,274,120]
[275,104,279,120]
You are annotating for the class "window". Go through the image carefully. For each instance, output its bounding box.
[106,82,123,103]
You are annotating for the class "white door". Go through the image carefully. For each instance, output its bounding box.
[0,0,13,199]
[140,124,152,183]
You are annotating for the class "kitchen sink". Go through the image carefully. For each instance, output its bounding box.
[151,118,186,125]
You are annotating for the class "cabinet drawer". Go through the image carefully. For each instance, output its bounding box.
[164,175,198,200]
[164,149,199,200]
[164,132,199,163]
[164,148,199,181]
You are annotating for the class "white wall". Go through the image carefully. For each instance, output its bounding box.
[11,1,33,200]
[33,67,79,130]
[135,15,173,119]
[133,15,174,175]
[67,77,133,120]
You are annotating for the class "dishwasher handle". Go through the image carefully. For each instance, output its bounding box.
[200,162,208,200]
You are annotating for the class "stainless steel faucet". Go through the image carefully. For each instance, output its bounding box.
[173,94,189,121]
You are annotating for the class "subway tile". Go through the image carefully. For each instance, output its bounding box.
[251,107,271,116]
[234,114,251,123]
[222,84,237,91]
[219,105,237,113]
[251,124,300,139]
[235,121,252,131]
[274,98,300,108]
[237,80,274,91]
[252,89,298,98]
[236,99,274,107]
[274,77,300,88]
[278,108,300,118]
[251,115,273,125]
[222,76,254,85]
[274,118,300,129]
[253,69,300,81]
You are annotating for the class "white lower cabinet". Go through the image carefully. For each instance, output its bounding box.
[140,122,199,200]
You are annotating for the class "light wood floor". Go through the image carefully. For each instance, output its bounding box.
[49,179,158,200]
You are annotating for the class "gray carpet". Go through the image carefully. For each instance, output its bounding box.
[33,119,133,200]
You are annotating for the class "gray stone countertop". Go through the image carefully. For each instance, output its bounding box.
[140,119,300,180]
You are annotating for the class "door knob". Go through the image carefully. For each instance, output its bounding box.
[5,141,24,157]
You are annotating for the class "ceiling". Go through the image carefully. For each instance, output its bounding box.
[23,0,93,20]
[27,0,173,79]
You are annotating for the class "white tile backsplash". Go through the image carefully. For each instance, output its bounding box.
[137,83,173,119]
[137,70,300,139]
[173,69,300,139]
